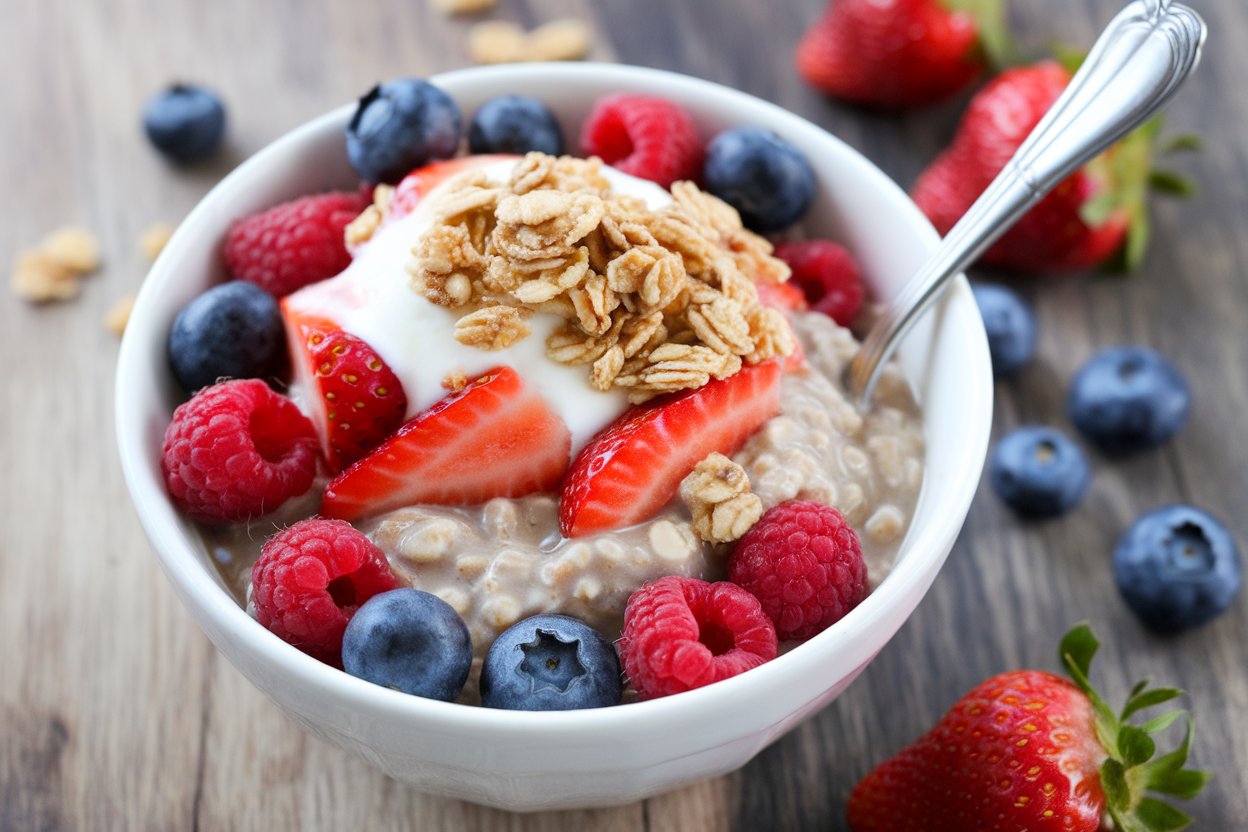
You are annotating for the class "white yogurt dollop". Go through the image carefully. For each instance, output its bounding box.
[287,159,672,453]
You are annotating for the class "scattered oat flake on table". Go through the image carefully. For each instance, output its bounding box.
[468,18,593,65]
[105,294,135,336]
[139,222,175,262]
[431,0,497,15]
[468,20,528,64]
[41,226,102,273]
[10,250,81,302]
[524,19,592,62]
[10,225,104,303]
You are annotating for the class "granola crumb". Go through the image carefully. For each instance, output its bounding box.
[453,304,533,350]
[42,226,101,273]
[431,0,497,14]
[468,20,527,64]
[468,18,593,65]
[105,294,136,336]
[11,225,104,303]
[139,222,175,262]
[524,19,592,61]
[442,371,470,392]
[10,250,80,302]
[679,452,764,543]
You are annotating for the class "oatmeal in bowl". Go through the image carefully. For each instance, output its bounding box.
[116,63,990,809]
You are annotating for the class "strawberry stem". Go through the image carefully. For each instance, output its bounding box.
[942,0,1013,68]
[1058,624,1210,832]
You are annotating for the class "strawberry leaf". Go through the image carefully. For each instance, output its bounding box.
[1059,623,1098,678]
[1051,43,1087,75]
[1147,768,1212,800]
[1163,134,1204,153]
[1141,709,1185,736]
[1132,798,1193,831]
[943,0,1012,68]
[1123,687,1183,721]
[1102,758,1131,812]
[1140,716,1198,783]
[1149,169,1197,197]
[1119,725,1157,767]
[1123,205,1151,273]
[1060,624,1119,749]
[1079,192,1117,227]
[1058,627,1210,830]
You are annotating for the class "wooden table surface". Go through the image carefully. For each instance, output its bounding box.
[4,0,1246,829]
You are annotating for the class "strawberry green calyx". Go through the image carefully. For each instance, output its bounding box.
[943,0,1012,68]
[1056,48,1200,273]
[1080,116,1200,272]
[1060,624,1211,832]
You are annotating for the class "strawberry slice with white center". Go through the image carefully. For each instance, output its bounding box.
[560,362,783,537]
[387,154,518,223]
[322,366,572,521]
[282,304,407,473]
[755,281,807,313]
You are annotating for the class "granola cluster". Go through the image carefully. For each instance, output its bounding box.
[344,183,394,248]
[679,453,763,543]
[10,226,102,302]
[408,152,795,402]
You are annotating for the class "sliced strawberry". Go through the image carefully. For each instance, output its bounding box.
[322,367,571,521]
[755,281,808,313]
[560,362,783,538]
[282,308,407,473]
[388,154,518,222]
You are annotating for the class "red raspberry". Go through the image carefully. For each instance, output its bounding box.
[773,240,866,327]
[251,518,399,665]
[620,576,777,699]
[728,500,868,641]
[223,191,368,297]
[579,94,704,188]
[161,379,319,524]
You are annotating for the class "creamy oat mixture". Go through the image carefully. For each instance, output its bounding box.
[200,153,926,693]
[203,310,925,668]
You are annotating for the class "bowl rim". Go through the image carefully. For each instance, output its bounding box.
[116,62,992,737]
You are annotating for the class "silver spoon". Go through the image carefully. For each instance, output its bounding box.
[844,0,1206,406]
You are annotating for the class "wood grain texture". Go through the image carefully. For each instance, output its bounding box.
[2,0,1245,829]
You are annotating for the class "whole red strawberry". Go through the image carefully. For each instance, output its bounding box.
[224,191,368,297]
[848,625,1209,831]
[913,61,1171,271]
[796,0,1007,109]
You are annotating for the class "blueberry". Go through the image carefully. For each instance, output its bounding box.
[1067,347,1190,454]
[989,426,1091,517]
[468,95,564,156]
[1114,505,1242,633]
[143,84,226,164]
[167,281,284,394]
[972,283,1036,376]
[479,614,622,711]
[342,589,473,701]
[703,127,815,232]
[346,79,462,184]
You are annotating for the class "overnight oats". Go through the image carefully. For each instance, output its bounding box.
[161,80,924,710]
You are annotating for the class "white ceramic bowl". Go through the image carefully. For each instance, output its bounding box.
[116,63,992,811]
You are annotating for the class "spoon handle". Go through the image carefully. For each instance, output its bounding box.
[845,0,1206,406]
